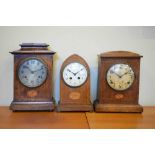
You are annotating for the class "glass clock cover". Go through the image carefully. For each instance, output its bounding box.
[63,62,88,87]
[106,64,135,91]
[18,58,48,88]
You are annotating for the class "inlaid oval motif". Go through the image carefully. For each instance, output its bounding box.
[27,90,38,98]
[69,92,81,100]
[115,94,124,99]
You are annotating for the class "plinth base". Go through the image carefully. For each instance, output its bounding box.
[10,101,55,111]
[57,102,93,112]
[94,101,143,113]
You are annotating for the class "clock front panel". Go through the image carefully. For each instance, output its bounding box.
[60,57,90,105]
[14,54,53,102]
[99,58,140,104]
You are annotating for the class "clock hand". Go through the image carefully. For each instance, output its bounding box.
[74,68,84,76]
[33,67,44,73]
[113,71,121,78]
[23,66,32,72]
[67,69,76,76]
[120,70,130,78]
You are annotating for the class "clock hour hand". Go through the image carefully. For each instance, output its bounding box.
[23,66,32,72]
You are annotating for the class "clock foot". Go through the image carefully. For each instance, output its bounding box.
[10,101,55,111]
[57,102,94,112]
[94,102,143,113]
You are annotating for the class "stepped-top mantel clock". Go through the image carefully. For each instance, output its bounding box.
[10,43,55,111]
[57,54,93,112]
[94,51,143,113]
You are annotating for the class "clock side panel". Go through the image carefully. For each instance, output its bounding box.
[99,57,141,104]
[13,54,53,102]
[96,56,102,101]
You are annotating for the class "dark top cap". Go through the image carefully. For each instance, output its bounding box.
[20,43,49,48]
[100,51,143,58]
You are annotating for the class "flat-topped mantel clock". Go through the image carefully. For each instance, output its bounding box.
[10,43,55,111]
[57,54,93,112]
[94,51,143,113]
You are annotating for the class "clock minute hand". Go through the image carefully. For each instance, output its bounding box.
[113,71,121,78]
[23,66,32,72]
[120,70,130,77]
[67,69,76,76]
[75,68,84,76]
[33,67,43,73]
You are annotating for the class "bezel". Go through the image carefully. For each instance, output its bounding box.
[62,62,89,88]
[106,63,135,91]
[18,57,48,88]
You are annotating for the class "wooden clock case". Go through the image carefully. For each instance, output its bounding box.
[57,54,93,112]
[10,43,55,111]
[94,51,143,113]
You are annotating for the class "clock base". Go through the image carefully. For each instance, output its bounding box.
[57,102,93,112]
[94,102,143,113]
[10,101,55,111]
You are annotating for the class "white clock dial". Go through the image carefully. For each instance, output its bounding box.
[18,58,48,88]
[63,62,88,87]
[106,64,135,91]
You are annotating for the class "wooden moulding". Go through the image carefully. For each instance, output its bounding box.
[94,101,143,113]
[57,102,94,112]
[10,101,55,111]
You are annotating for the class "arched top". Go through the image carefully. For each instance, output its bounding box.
[100,51,143,58]
[61,54,90,71]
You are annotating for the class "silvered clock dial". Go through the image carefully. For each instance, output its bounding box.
[62,62,88,87]
[18,58,48,88]
[106,64,135,91]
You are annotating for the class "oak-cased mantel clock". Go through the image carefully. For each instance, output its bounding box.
[10,43,55,111]
[57,54,93,112]
[94,51,143,113]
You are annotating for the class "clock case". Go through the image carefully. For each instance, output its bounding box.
[57,54,93,112]
[94,51,143,113]
[10,43,55,111]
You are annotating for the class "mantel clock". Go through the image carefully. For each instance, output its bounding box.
[10,43,55,111]
[94,51,143,113]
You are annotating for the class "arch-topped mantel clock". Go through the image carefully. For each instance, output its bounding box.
[10,43,55,111]
[94,51,143,113]
[57,54,93,112]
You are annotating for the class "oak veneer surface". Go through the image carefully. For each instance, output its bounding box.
[0,106,155,129]
[0,107,89,129]
[86,107,155,129]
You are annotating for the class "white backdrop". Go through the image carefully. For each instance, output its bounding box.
[0,26,155,105]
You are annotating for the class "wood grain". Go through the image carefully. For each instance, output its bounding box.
[10,44,55,111]
[86,106,155,129]
[58,54,93,112]
[95,51,143,112]
[0,106,155,129]
[0,107,89,129]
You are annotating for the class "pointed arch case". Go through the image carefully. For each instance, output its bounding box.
[57,54,93,112]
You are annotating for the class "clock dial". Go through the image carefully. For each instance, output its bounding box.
[106,64,135,91]
[63,62,88,87]
[18,58,48,88]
